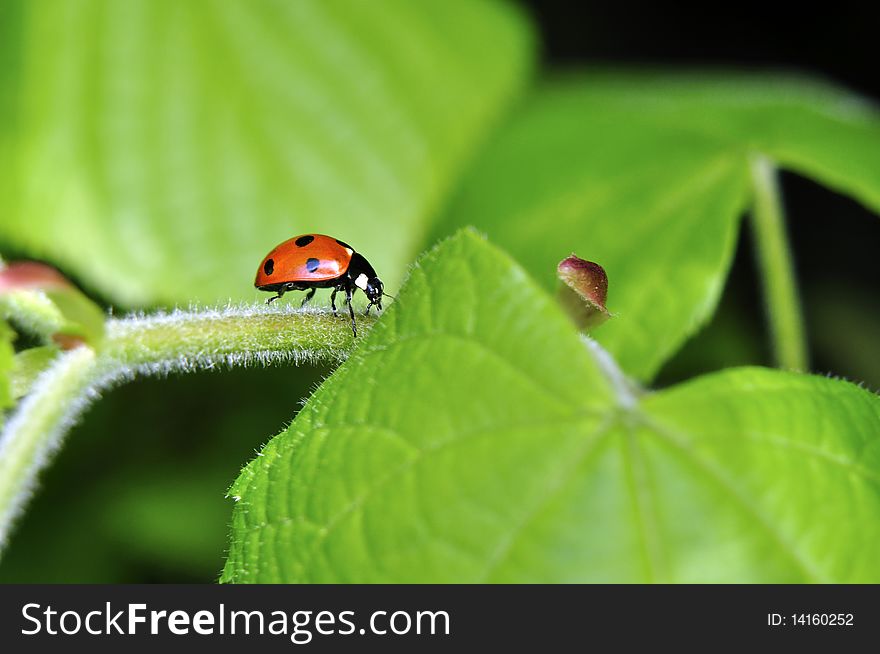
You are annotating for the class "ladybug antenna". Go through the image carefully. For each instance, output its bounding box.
[382,291,395,300]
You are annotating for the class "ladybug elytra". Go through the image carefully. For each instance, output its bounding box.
[254,234,387,337]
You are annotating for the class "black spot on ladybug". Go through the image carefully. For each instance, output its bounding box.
[306,258,320,273]
[263,258,274,276]
[295,235,315,247]
[336,239,352,250]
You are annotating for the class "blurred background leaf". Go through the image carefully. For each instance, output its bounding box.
[0,0,533,305]
[434,72,880,380]
[223,231,880,582]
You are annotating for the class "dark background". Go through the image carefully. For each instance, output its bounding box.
[528,1,877,94]
[1,1,877,583]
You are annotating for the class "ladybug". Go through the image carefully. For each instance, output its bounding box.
[254,234,387,337]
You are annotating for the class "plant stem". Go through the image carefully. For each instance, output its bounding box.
[0,304,372,554]
[100,304,363,377]
[748,155,808,371]
[0,346,97,549]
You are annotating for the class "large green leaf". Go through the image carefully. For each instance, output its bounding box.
[222,231,880,582]
[435,72,880,380]
[640,368,880,583]
[0,0,532,305]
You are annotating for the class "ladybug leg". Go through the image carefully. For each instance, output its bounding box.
[330,288,339,316]
[363,295,384,316]
[345,286,357,337]
[300,287,316,308]
[266,287,286,304]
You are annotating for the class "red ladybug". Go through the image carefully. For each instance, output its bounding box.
[254,234,387,337]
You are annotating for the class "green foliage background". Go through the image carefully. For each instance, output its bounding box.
[1,0,878,582]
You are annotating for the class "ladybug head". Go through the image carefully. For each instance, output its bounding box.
[350,252,388,310]
[353,271,385,308]
[365,276,384,309]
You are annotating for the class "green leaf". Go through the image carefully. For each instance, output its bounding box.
[639,368,880,583]
[222,230,880,582]
[1,0,533,305]
[435,71,880,380]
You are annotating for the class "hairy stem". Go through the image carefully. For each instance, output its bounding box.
[0,304,371,554]
[100,304,362,377]
[0,347,96,549]
[749,155,808,372]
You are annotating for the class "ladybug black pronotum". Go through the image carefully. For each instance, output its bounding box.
[254,234,387,337]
